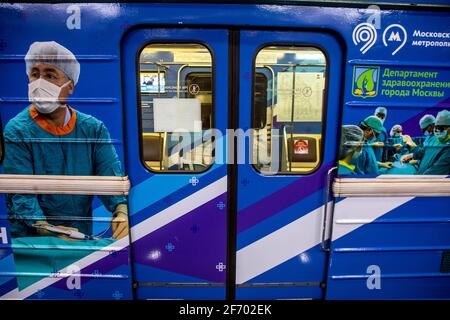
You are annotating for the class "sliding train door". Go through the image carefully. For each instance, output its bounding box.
[122,27,343,300]
[122,28,230,299]
[234,30,343,299]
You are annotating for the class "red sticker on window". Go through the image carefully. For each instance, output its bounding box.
[294,140,309,155]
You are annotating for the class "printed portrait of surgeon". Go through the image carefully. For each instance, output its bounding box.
[338,107,450,176]
[3,41,129,240]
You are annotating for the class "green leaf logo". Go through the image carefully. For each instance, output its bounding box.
[352,66,379,98]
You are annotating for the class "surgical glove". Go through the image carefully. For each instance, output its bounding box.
[401,154,413,163]
[371,142,384,148]
[35,221,54,236]
[380,162,393,169]
[112,204,129,239]
[35,221,80,241]
[403,135,417,148]
[53,226,81,242]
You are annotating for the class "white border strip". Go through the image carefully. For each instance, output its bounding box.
[333,177,450,197]
[0,175,130,195]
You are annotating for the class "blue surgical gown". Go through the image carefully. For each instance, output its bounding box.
[414,134,435,149]
[414,136,450,175]
[3,106,127,238]
[352,145,379,175]
[423,134,434,147]
[387,136,411,161]
[338,163,356,175]
[371,127,387,162]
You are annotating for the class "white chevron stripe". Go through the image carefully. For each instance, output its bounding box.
[236,196,414,284]
[0,176,227,300]
[331,197,414,241]
[131,175,227,242]
[236,204,326,284]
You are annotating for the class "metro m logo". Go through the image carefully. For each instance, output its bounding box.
[388,31,401,42]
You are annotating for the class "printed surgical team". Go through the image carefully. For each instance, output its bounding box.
[339,107,450,175]
[3,41,448,235]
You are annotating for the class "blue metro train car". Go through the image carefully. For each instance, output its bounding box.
[0,1,449,300]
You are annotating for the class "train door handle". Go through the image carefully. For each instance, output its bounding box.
[321,166,338,252]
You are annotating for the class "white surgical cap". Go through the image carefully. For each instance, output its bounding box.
[25,41,80,85]
[419,114,435,130]
[390,124,402,137]
[435,110,450,126]
[340,125,364,159]
[375,106,387,115]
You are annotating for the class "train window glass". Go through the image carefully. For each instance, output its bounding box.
[185,73,212,129]
[138,43,214,172]
[252,46,326,175]
[254,73,269,129]
[140,71,166,94]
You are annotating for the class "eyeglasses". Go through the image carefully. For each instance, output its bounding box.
[376,113,386,119]
[435,125,449,131]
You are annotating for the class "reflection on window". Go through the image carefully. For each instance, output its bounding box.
[252,46,326,174]
[139,43,214,172]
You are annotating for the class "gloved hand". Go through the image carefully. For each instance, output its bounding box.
[53,226,81,242]
[371,142,384,148]
[380,162,393,169]
[112,204,129,239]
[401,153,413,163]
[403,135,417,148]
[35,221,53,236]
[34,221,80,241]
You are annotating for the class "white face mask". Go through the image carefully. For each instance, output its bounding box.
[28,78,71,114]
[434,128,448,141]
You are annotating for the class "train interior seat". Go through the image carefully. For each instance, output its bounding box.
[143,133,165,170]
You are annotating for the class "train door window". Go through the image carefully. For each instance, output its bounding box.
[138,43,214,172]
[251,46,327,174]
